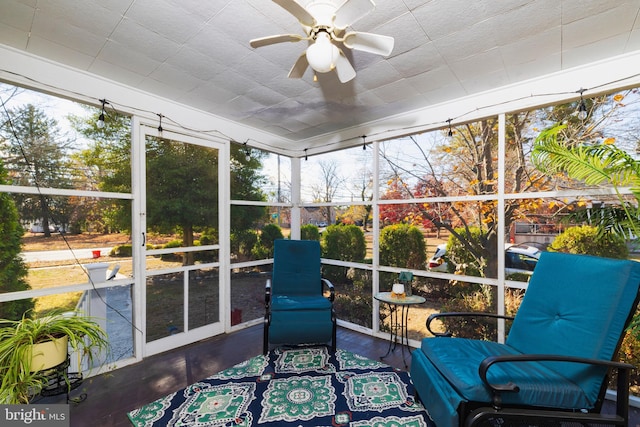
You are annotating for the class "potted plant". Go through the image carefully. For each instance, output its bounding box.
[0,310,110,404]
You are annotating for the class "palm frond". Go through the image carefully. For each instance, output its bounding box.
[532,124,640,189]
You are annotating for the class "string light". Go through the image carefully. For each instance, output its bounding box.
[446,118,453,139]
[576,88,588,120]
[5,67,639,155]
[362,135,366,150]
[96,99,106,128]
[243,141,251,161]
[304,149,308,161]
[157,113,164,133]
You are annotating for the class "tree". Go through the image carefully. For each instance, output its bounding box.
[71,114,269,239]
[145,137,219,265]
[378,96,620,279]
[0,162,33,320]
[69,106,132,232]
[311,160,344,224]
[229,144,269,232]
[1,105,73,237]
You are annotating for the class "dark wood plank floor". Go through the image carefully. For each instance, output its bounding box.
[41,325,411,427]
[39,324,639,427]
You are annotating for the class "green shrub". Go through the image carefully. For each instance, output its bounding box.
[321,224,366,262]
[161,239,183,261]
[251,224,284,259]
[163,239,183,249]
[301,224,320,241]
[379,224,426,269]
[110,244,132,257]
[549,225,629,259]
[333,268,372,328]
[231,230,258,258]
[321,224,366,283]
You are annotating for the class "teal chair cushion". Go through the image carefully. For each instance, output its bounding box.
[420,337,590,408]
[271,295,332,311]
[272,239,321,296]
[506,252,640,403]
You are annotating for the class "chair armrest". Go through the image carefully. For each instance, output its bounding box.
[479,353,634,405]
[321,278,335,302]
[427,312,515,337]
[265,279,271,306]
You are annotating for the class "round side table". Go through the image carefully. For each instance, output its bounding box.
[374,292,426,368]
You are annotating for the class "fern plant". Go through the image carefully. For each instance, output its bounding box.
[531,123,640,238]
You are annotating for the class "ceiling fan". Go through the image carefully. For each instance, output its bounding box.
[250,0,394,83]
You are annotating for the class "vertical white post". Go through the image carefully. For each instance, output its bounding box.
[290,157,301,240]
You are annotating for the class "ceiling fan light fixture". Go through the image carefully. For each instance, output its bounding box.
[306,32,339,73]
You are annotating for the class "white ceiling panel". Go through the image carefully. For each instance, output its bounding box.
[0,0,639,153]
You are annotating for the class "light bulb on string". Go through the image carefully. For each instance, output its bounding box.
[96,99,106,129]
[576,89,588,120]
[446,119,453,139]
[157,114,164,133]
[304,149,308,161]
[243,142,251,162]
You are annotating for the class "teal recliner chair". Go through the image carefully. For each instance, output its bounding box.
[411,251,640,427]
[263,239,336,355]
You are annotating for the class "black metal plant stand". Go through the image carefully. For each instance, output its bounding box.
[38,357,85,403]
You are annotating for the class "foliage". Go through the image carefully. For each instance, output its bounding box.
[251,224,283,259]
[0,162,33,319]
[321,224,366,283]
[109,244,132,257]
[379,223,426,269]
[334,268,372,328]
[321,224,366,261]
[163,239,183,249]
[532,123,640,238]
[548,225,629,259]
[440,288,521,341]
[229,144,269,232]
[446,226,485,277]
[301,224,320,241]
[231,230,258,258]
[0,310,109,403]
[146,138,219,265]
[70,107,132,232]
[1,104,73,236]
[71,116,269,239]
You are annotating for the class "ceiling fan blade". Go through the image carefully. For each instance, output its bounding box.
[288,52,309,78]
[343,31,394,56]
[334,0,376,29]
[250,34,306,48]
[334,50,356,83]
[273,0,316,27]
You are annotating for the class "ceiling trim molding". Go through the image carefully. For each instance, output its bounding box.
[0,44,291,151]
[296,49,640,155]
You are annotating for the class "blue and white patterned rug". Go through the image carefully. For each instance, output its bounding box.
[127,347,435,426]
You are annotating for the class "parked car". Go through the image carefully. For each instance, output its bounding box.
[427,243,542,275]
